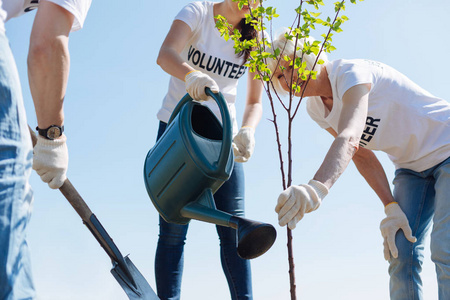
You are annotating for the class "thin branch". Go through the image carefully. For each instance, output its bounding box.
[266,86,287,190]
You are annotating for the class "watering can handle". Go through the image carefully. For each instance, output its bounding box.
[168,88,232,171]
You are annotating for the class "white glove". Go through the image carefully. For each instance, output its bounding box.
[275,180,329,230]
[33,134,68,189]
[185,70,219,101]
[380,202,417,260]
[232,126,255,163]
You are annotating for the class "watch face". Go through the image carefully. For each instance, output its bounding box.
[47,126,62,139]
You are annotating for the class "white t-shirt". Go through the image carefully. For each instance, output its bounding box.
[0,0,91,34]
[157,1,248,136]
[307,59,450,172]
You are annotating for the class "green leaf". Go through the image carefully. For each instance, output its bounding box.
[274,48,281,56]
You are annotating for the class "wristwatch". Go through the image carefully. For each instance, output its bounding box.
[36,125,64,140]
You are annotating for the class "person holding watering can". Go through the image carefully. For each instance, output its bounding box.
[0,0,90,298]
[154,1,263,299]
[268,30,450,300]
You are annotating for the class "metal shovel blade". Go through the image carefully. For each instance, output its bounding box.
[111,256,159,300]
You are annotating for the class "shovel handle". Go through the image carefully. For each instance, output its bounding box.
[28,126,124,265]
[28,126,93,218]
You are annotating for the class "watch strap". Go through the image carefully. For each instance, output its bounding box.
[36,125,64,140]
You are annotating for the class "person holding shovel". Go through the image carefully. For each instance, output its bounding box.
[154,1,263,299]
[0,0,90,298]
[268,30,450,300]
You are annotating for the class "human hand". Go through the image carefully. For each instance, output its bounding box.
[33,135,68,189]
[275,180,329,229]
[232,126,255,163]
[185,70,219,101]
[380,202,417,260]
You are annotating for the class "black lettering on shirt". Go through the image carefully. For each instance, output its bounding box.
[187,45,195,61]
[198,53,206,69]
[186,45,247,80]
[229,64,239,78]
[192,50,201,65]
[235,66,246,79]
[214,58,225,75]
[206,56,217,71]
[359,116,381,148]
[24,0,39,12]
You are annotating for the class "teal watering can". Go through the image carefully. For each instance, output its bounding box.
[143,88,276,259]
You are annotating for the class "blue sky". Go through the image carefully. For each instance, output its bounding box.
[4,0,449,299]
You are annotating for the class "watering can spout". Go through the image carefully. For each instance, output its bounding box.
[180,188,232,227]
[180,189,277,260]
[229,216,277,260]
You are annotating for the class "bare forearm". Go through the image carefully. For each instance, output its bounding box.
[353,148,394,206]
[314,135,358,189]
[157,46,193,81]
[28,36,69,128]
[241,102,262,128]
[314,84,371,189]
[156,20,197,81]
[241,72,263,128]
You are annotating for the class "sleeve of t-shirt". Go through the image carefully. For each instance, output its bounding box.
[335,62,373,100]
[306,96,330,129]
[174,2,204,33]
[46,0,91,31]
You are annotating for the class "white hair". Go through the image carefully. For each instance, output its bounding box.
[266,28,329,95]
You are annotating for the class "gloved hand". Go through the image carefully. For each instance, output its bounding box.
[275,179,329,229]
[232,126,255,163]
[33,135,68,189]
[185,70,219,101]
[380,202,417,260]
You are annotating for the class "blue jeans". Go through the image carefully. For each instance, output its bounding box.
[0,33,35,299]
[389,156,450,300]
[154,121,252,300]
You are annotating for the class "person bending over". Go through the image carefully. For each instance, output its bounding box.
[269,29,450,300]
